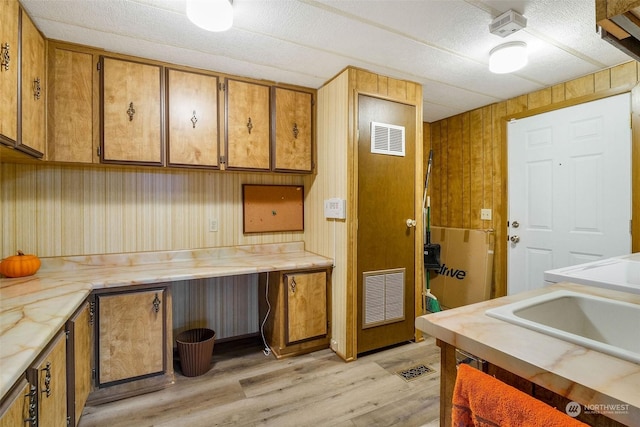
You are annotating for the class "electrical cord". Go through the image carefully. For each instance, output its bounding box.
[260,272,272,356]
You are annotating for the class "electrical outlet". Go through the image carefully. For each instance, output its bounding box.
[481,209,492,221]
[209,218,218,232]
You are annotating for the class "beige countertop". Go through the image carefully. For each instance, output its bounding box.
[415,282,640,426]
[0,242,333,399]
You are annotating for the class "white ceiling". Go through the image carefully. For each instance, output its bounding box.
[20,0,632,122]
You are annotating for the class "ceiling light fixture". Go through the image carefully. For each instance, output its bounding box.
[489,41,528,74]
[186,0,233,32]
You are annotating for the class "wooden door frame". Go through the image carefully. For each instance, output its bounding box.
[501,83,640,295]
[346,89,424,359]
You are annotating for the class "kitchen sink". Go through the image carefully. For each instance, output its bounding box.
[485,290,640,364]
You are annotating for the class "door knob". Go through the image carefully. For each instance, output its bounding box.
[406,219,417,228]
[510,235,520,243]
[512,221,520,228]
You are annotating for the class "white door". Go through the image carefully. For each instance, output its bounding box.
[507,93,631,295]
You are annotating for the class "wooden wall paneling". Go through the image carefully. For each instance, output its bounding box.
[492,101,508,298]
[507,94,528,116]
[481,105,494,230]
[461,113,471,229]
[447,115,463,228]
[565,74,595,100]
[355,69,378,93]
[527,88,552,110]
[610,61,638,88]
[440,120,449,226]
[551,83,566,103]
[595,69,612,93]
[429,122,441,225]
[469,109,484,230]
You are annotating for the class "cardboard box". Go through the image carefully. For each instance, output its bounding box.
[427,227,494,309]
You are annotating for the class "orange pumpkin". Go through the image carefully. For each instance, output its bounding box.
[0,250,41,278]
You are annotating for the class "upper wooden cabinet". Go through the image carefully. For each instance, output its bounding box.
[47,43,97,163]
[272,87,313,172]
[0,0,19,146]
[100,56,163,165]
[167,68,219,168]
[19,8,46,158]
[225,78,271,171]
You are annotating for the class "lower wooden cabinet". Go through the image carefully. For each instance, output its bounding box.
[0,380,30,427]
[259,268,331,358]
[66,301,92,426]
[89,285,174,404]
[28,330,68,427]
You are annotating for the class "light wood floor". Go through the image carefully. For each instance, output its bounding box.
[79,337,441,427]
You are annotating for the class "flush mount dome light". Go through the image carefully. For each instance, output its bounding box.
[186,0,233,32]
[489,41,528,74]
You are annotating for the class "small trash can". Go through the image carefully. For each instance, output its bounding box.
[176,328,216,377]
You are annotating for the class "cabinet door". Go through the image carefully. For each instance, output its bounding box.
[29,331,67,427]
[0,380,30,427]
[19,9,46,157]
[225,78,270,170]
[66,301,92,426]
[101,57,163,165]
[284,271,327,344]
[167,69,219,168]
[272,87,313,172]
[97,289,165,385]
[0,0,19,146]
[47,44,96,163]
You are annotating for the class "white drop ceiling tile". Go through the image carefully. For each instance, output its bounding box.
[423,102,463,123]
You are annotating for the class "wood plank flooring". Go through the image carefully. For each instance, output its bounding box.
[79,337,441,427]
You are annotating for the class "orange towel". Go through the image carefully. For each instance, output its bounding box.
[452,363,588,427]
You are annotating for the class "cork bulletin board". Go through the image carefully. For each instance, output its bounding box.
[242,184,304,233]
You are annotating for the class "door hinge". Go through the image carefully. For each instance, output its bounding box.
[219,155,226,165]
[96,61,101,71]
[218,82,226,91]
[92,368,96,379]
[67,415,71,426]
[65,330,70,340]
[97,146,101,157]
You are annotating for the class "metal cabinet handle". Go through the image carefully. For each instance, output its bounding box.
[191,110,198,128]
[152,292,161,313]
[1,43,9,71]
[42,362,52,397]
[247,117,253,134]
[33,77,41,100]
[25,384,37,425]
[89,301,95,326]
[127,102,135,121]
[290,277,297,294]
[292,123,299,139]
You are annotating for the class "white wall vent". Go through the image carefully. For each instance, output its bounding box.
[371,122,405,156]
[363,268,405,329]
